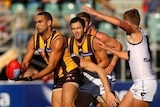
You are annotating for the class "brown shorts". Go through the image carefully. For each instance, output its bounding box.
[54,67,82,89]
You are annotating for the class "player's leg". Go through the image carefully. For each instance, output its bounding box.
[95,91,120,107]
[120,91,149,107]
[132,98,150,107]
[96,102,109,107]
[132,79,157,107]
[95,96,110,107]
[75,91,94,107]
[119,90,134,107]
[52,88,62,107]
[62,82,79,107]
[52,76,66,107]
[95,72,120,107]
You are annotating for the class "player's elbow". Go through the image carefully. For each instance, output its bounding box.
[114,41,123,51]
[102,60,109,68]
[119,43,123,51]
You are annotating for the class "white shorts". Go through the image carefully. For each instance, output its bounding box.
[130,79,157,102]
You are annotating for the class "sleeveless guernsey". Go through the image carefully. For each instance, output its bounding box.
[127,29,156,82]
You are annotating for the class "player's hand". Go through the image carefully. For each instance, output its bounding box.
[15,76,32,81]
[106,92,119,107]
[95,38,109,50]
[81,6,96,15]
[20,63,28,74]
[105,64,115,74]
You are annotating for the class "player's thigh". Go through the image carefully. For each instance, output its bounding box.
[132,98,150,107]
[62,82,79,104]
[120,91,150,107]
[52,88,62,107]
[119,90,134,107]
[75,91,94,107]
[96,102,110,107]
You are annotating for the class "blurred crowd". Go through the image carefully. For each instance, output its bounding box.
[0,0,118,45]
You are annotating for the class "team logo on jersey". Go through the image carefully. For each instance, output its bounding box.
[133,74,138,79]
[80,52,93,57]
[37,48,51,53]
[37,48,44,52]
[79,48,82,52]
[66,73,73,77]
[143,57,150,62]
[46,48,52,52]
[71,53,79,57]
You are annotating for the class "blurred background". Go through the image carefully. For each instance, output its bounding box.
[0,0,160,107]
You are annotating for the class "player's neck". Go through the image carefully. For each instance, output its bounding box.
[41,29,52,41]
[76,34,86,46]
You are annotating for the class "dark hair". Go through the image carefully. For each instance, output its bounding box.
[77,12,91,22]
[123,9,140,26]
[70,17,85,28]
[37,11,53,22]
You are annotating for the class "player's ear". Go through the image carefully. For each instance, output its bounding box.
[48,20,52,27]
[88,21,92,26]
[84,26,87,32]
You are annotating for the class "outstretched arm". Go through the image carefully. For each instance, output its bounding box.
[79,56,118,107]
[95,39,128,60]
[81,6,133,34]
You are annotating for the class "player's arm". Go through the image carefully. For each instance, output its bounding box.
[31,35,65,80]
[21,36,35,73]
[93,37,109,68]
[96,32,122,73]
[79,57,118,107]
[82,6,133,34]
[96,39,128,60]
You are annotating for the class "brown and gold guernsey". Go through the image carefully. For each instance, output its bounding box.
[68,34,100,64]
[87,28,98,37]
[59,47,80,78]
[68,29,101,78]
[33,30,80,78]
[34,30,61,64]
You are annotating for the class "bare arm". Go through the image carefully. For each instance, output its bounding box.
[31,35,65,80]
[82,6,133,34]
[21,36,35,73]
[93,37,109,68]
[95,39,128,60]
[96,32,122,73]
[79,57,118,107]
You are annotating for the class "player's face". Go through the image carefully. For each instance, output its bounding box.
[34,15,49,34]
[71,21,85,41]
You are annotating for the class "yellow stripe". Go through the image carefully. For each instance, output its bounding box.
[73,40,79,54]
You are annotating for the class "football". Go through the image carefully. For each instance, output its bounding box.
[6,60,21,80]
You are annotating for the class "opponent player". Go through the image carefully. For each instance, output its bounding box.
[82,6,158,107]
[19,11,118,107]
[68,16,121,107]
[76,12,121,107]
